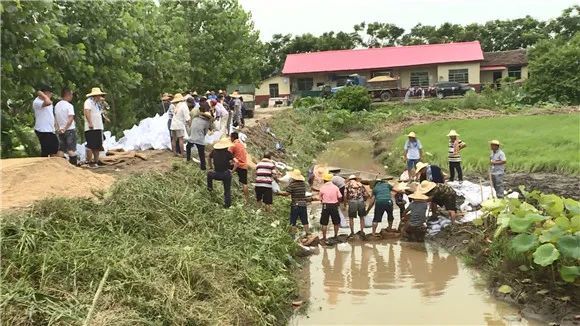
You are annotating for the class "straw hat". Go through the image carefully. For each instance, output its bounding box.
[161,93,171,101]
[379,175,394,181]
[417,180,436,194]
[218,89,224,93]
[86,87,107,98]
[409,192,429,200]
[415,162,429,173]
[348,174,357,180]
[231,91,240,97]
[323,173,333,182]
[394,182,409,192]
[171,93,185,103]
[447,130,459,137]
[407,132,416,138]
[192,91,198,96]
[205,90,211,94]
[489,139,501,146]
[290,169,305,181]
[213,137,233,150]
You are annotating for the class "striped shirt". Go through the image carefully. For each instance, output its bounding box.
[286,180,308,206]
[448,140,463,162]
[255,159,276,188]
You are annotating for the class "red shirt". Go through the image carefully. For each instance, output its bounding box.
[319,182,342,204]
[229,139,248,169]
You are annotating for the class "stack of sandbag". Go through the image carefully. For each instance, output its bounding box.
[426,217,452,236]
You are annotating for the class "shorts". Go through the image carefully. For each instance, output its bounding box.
[435,195,457,212]
[85,129,104,151]
[407,159,419,170]
[35,130,59,156]
[58,129,77,152]
[255,186,273,205]
[348,199,366,218]
[171,129,185,138]
[290,205,308,226]
[236,168,248,185]
[320,203,340,226]
[373,200,394,223]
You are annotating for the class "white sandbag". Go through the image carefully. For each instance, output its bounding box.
[204,131,223,145]
[364,214,373,228]
[272,180,281,193]
[399,170,410,182]
[339,209,349,228]
[448,180,494,207]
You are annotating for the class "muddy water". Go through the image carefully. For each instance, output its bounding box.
[291,135,540,325]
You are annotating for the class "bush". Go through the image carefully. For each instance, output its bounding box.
[330,86,371,112]
[292,96,323,109]
[260,101,268,108]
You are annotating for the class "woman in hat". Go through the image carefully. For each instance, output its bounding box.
[345,174,369,237]
[279,169,310,234]
[367,176,395,237]
[415,162,445,184]
[403,131,423,178]
[319,173,343,244]
[401,192,429,242]
[489,140,507,198]
[169,93,191,157]
[418,180,458,223]
[447,130,466,182]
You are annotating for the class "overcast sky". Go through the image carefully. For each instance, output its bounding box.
[238,0,577,41]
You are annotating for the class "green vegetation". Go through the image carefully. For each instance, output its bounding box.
[331,86,372,112]
[472,190,579,283]
[391,114,580,174]
[1,164,297,325]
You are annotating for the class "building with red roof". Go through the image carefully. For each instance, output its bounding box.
[279,41,528,98]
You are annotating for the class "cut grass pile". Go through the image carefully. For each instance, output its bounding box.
[391,113,580,174]
[1,164,297,325]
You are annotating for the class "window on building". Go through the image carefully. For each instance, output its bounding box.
[410,71,429,87]
[371,70,393,78]
[269,83,279,97]
[508,66,522,79]
[448,69,469,84]
[296,78,313,91]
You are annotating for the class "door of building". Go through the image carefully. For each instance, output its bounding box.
[269,83,279,97]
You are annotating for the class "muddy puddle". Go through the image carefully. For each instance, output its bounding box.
[291,135,541,325]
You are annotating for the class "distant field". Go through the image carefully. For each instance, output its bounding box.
[395,113,580,174]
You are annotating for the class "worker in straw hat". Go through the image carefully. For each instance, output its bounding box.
[207,137,235,208]
[169,93,191,157]
[418,180,458,223]
[489,139,507,198]
[403,131,423,178]
[319,173,343,244]
[393,181,410,225]
[279,169,310,234]
[83,87,108,168]
[415,162,445,184]
[447,129,466,182]
[401,191,430,242]
[367,175,395,237]
[345,174,369,237]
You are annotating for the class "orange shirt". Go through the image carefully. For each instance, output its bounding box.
[229,139,248,169]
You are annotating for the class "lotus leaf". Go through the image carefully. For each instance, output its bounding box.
[563,198,580,215]
[559,266,580,283]
[557,234,580,259]
[497,284,512,294]
[511,233,539,253]
[571,215,580,232]
[539,226,566,243]
[509,214,545,233]
[539,194,564,217]
[532,243,560,267]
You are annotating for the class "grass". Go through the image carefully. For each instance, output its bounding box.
[1,164,298,325]
[391,113,580,175]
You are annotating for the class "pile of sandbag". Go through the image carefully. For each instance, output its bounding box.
[427,217,452,236]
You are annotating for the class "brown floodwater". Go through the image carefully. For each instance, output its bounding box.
[290,135,541,325]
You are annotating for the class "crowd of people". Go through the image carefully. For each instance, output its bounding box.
[31,85,507,247]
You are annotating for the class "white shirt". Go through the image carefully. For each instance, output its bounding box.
[83,98,104,130]
[170,102,191,130]
[32,97,55,133]
[54,100,76,130]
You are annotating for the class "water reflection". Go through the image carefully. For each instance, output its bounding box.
[293,241,538,325]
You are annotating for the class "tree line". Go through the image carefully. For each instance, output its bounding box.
[1,1,578,157]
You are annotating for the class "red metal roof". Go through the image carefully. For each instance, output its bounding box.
[282,41,484,75]
[480,65,507,71]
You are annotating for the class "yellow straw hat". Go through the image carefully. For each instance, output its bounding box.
[86,87,107,98]
[489,139,501,146]
[447,130,459,137]
[394,182,410,192]
[415,162,429,172]
[171,93,185,103]
[290,169,305,181]
[231,91,240,97]
[213,137,233,150]
[408,131,416,138]
[323,173,333,182]
[418,180,436,194]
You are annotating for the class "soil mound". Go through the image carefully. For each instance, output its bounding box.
[1,157,114,211]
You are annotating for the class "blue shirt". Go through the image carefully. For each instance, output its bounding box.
[404,139,422,160]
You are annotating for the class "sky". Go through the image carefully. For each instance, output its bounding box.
[238,0,577,41]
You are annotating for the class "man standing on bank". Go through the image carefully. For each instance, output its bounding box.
[207,137,235,208]
[404,131,423,178]
[32,85,59,157]
[84,87,107,168]
[229,131,249,202]
[54,88,78,165]
[447,130,466,182]
[255,152,278,211]
[319,173,342,244]
[489,140,507,198]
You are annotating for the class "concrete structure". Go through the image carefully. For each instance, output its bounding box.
[254,75,290,105]
[281,41,528,96]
